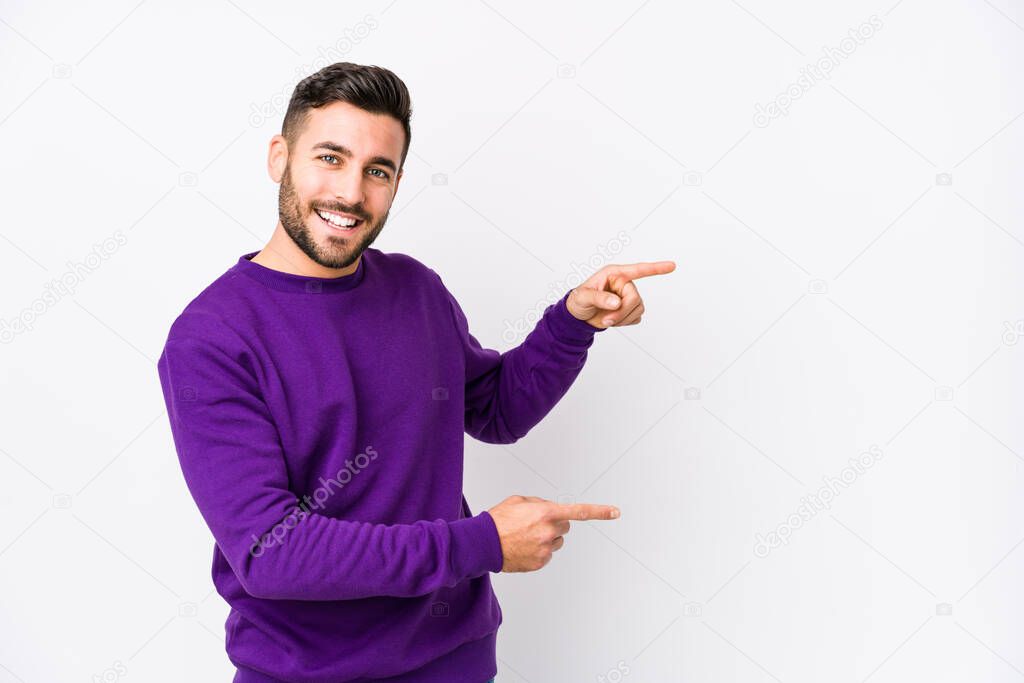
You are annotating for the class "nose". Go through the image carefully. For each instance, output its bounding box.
[331,164,365,209]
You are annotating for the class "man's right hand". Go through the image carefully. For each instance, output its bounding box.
[487,495,621,572]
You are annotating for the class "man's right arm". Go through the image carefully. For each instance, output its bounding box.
[156,312,504,601]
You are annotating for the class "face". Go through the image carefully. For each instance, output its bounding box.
[274,100,404,270]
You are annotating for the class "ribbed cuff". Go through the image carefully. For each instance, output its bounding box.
[449,511,505,580]
[545,289,606,344]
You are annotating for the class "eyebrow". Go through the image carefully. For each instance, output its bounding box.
[311,141,398,174]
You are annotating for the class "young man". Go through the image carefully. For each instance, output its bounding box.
[157,62,674,682]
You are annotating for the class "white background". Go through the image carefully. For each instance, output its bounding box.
[1,0,1023,681]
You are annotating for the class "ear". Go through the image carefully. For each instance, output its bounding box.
[268,134,288,183]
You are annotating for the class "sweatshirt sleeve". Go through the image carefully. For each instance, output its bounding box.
[442,285,606,444]
[157,313,504,602]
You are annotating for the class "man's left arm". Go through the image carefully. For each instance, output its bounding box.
[439,261,676,444]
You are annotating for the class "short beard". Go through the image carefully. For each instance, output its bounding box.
[278,161,388,270]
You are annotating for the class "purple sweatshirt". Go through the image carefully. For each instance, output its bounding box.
[156,248,603,682]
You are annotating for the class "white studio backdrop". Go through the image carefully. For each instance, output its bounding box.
[1,1,1022,681]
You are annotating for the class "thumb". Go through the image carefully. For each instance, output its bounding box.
[569,287,620,317]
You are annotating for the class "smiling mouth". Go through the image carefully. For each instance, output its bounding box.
[314,207,365,232]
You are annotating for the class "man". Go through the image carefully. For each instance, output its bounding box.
[157,62,675,683]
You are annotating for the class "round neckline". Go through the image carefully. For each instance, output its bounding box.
[235,250,367,294]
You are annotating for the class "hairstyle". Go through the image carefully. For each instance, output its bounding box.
[281,62,413,171]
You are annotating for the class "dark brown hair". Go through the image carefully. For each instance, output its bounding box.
[282,62,412,171]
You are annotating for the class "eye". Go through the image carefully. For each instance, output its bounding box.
[319,154,339,164]
[368,168,389,179]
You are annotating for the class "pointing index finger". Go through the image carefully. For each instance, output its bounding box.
[551,503,621,521]
[609,261,676,282]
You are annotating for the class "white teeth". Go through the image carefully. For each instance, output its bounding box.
[316,209,358,228]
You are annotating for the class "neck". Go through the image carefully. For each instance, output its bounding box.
[251,221,361,278]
